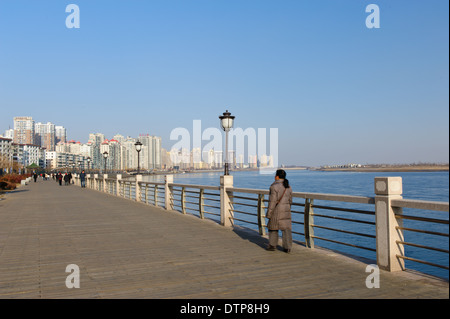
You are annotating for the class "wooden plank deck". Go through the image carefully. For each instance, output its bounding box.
[0,179,448,299]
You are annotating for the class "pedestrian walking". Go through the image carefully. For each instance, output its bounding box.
[266,169,293,253]
[64,173,70,186]
[33,172,38,182]
[57,172,63,186]
[80,170,86,188]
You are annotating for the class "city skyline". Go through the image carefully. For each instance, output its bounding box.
[0,113,448,174]
[0,1,448,167]
[1,115,164,172]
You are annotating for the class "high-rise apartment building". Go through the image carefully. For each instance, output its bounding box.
[35,122,56,151]
[104,138,121,171]
[13,116,35,145]
[138,134,162,170]
[55,126,67,144]
[88,133,105,169]
[120,138,137,170]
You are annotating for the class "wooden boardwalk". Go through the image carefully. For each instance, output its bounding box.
[0,179,448,299]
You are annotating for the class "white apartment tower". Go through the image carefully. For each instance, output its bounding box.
[35,122,56,151]
[137,135,162,170]
[55,126,67,144]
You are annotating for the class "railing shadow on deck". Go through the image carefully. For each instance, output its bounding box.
[231,225,270,250]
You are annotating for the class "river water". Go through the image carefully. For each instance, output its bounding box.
[142,170,449,279]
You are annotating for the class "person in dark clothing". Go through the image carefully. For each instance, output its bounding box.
[57,172,63,186]
[33,172,38,182]
[80,170,87,188]
[64,173,70,186]
[266,169,293,253]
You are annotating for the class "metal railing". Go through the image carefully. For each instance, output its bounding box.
[139,182,165,207]
[170,183,221,221]
[119,180,136,200]
[105,178,117,195]
[228,188,377,252]
[391,199,449,271]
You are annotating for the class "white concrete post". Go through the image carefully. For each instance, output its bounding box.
[116,174,122,196]
[135,174,142,202]
[103,174,108,193]
[374,177,405,272]
[220,175,234,227]
[165,175,173,210]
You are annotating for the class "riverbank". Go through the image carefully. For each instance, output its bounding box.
[126,165,448,176]
[315,165,449,172]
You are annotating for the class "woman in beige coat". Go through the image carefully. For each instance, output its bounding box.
[266,169,293,253]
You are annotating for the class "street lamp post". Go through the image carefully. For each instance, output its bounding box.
[87,157,91,173]
[135,141,142,174]
[103,151,108,173]
[219,110,235,175]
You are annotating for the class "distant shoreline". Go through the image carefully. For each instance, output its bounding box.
[134,165,448,176]
[314,165,449,173]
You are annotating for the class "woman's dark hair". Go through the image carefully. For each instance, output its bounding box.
[276,169,290,188]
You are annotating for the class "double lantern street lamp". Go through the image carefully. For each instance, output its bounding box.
[135,141,142,174]
[219,110,235,176]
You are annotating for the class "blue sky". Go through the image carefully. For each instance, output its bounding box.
[0,0,448,166]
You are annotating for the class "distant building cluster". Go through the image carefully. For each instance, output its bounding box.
[80,133,162,172]
[322,163,363,169]
[168,148,275,171]
[0,116,162,173]
[1,115,277,174]
[1,116,67,171]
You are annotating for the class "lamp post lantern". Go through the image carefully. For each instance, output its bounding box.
[103,151,108,173]
[135,141,142,174]
[219,110,235,175]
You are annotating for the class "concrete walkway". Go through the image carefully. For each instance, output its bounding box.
[0,179,448,299]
